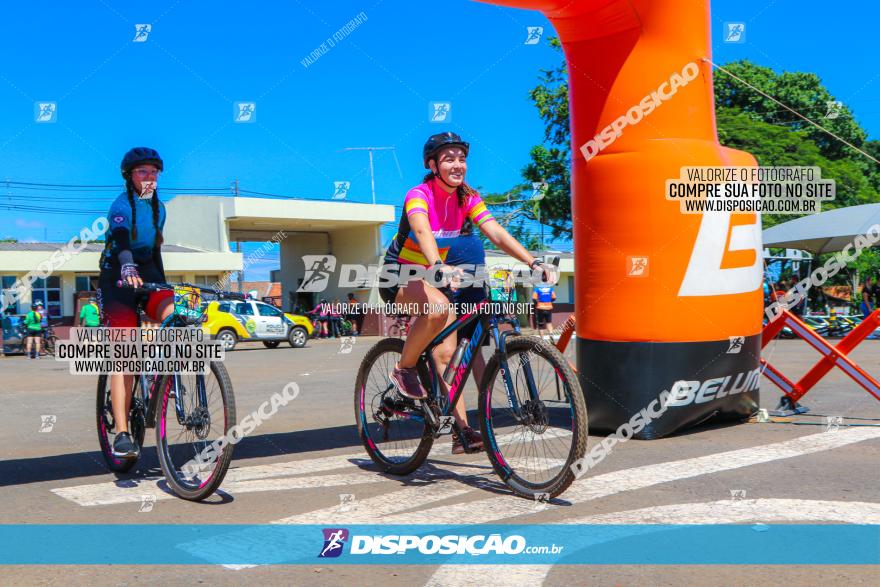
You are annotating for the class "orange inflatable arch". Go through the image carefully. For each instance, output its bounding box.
[482,0,763,438]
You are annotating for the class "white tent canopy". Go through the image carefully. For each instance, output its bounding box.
[762,203,880,254]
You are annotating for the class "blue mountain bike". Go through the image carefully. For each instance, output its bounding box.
[355,285,587,499]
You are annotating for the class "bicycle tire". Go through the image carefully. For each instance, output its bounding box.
[355,337,433,475]
[95,374,146,473]
[155,362,236,501]
[479,336,587,499]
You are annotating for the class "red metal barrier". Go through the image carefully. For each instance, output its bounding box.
[761,309,880,413]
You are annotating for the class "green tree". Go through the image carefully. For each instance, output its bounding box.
[485,38,572,244]
[713,60,870,163]
[493,45,880,246]
[716,108,877,228]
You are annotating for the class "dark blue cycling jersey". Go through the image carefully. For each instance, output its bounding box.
[105,191,166,261]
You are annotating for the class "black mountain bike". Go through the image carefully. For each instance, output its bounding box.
[355,281,587,499]
[96,282,239,501]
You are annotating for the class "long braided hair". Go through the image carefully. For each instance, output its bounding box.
[123,177,163,247]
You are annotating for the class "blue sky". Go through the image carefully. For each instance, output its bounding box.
[1,0,876,279]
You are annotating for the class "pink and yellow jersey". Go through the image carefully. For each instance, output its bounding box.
[384,178,495,267]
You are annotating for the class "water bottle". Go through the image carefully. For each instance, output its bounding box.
[443,338,469,385]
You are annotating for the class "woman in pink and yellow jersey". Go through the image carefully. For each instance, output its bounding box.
[379,132,552,452]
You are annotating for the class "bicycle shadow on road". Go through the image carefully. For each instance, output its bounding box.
[0,422,366,487]
[0,412,494,488]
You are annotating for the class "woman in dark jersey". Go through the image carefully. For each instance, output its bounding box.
[97,147,175,460]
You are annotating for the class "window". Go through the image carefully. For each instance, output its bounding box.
[31,276,62,318]
[568,276,574,303]
[76,275,98,292]
[217,301,231,313]
[1,276,18,315]
[194,275,220,287]
[233,302,254,316]
[257,303,282,317]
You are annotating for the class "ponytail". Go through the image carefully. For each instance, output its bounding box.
[124,179,138,241]
[150,188,164,246]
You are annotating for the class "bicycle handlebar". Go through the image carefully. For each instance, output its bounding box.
[116,281,246,299]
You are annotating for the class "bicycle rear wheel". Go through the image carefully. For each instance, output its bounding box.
[44,334,58,357]
[355,337,433,475]
[479,336,587,499]
[155,362,236,500]
[96,374,146,473]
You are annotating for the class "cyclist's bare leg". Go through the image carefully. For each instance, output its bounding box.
[109,297,174,434]
[396,280,454,369]
[110,374,135,433]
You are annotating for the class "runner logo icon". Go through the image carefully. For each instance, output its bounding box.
[727,336,745,354]
[319,528,349,558]
[299,255,337,292]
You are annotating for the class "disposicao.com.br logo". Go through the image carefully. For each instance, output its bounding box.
[318,528,562,557]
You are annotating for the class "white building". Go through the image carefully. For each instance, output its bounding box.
[1,194,574,321]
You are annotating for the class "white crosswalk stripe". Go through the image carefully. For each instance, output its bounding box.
[275,426,880,525]
[48,426,880,575]
[51,428,569,507]
[425,499,880,587]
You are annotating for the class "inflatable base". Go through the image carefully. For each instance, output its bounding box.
[577,335,761,440]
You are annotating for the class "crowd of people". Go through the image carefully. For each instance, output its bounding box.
[763,273,880,318]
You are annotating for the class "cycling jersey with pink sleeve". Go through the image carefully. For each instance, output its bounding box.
[383,177,495,267]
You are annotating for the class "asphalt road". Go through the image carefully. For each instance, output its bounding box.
[1,335,878,585]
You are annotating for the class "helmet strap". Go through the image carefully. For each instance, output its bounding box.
[430,159,457,192]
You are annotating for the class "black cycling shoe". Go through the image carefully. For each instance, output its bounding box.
[112,432,140,459]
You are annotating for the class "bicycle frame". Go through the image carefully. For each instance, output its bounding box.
[135,313,197,430]
[418,299,539,434]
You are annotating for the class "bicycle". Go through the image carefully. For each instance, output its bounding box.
[387,314,411,338]
[96,282,238,501]
[354,282,587,499]
[308,312,353,339]
[42,323,58,357]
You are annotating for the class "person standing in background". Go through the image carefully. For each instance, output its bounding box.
[346,292,363,336]
[861,277,875,319]
[872,275,880,317]
[328,298,343,338]
[23,303,43,359]
[35,300,48,328]
[533,282,556,339]
[79,296,101,327]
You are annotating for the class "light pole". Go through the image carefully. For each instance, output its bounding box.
[341,146,402,204]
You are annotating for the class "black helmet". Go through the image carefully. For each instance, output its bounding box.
[121,147,163,177]
[422,132,469,169]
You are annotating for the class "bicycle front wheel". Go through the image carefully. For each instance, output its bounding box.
[479,336,587,499]
[155,362,236,500]
[355,337,433,475]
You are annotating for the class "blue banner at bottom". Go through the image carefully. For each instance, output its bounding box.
[0,524,878,565]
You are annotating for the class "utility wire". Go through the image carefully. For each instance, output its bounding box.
[707,58,880,165]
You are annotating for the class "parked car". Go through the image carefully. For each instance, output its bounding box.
[203,299,313,351]
[1,315,25,355]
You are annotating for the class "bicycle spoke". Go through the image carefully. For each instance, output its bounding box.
[484,341,581,490]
